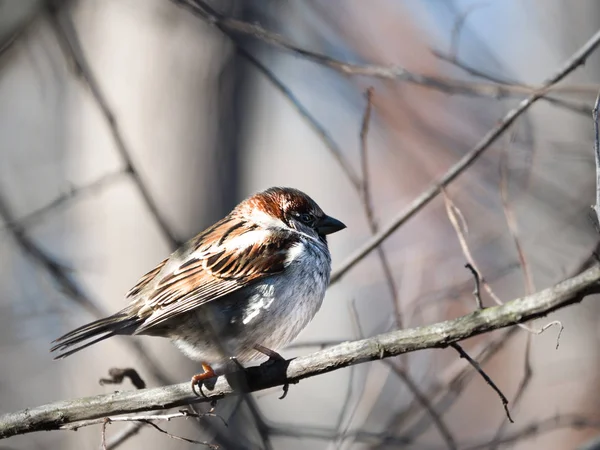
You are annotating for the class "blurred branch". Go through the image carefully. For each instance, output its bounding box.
[330,27,600,284]
[47,5,181,249]
[2,262,600,438]
[236,46,361,189]
[389,327,518,446]
[176,0,598,99]
[433,50,593,116]
[385,360,458,450]
[357,89,458,448]
[3,170,126,230]
[0,191,104,318]
[465,414,600,450]
[267,413,599,447]
[358,88,403,327]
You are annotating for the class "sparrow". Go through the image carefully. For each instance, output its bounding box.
[50,187,345,392]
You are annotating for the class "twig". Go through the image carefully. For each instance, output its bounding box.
[9,170,126,230]
[0,191,104,318]
[358,90,456,447]
[175,0,361,190]
[176,0,598,100]
[139,420,217,448]
[450,342,513,423]
[441,2,591,117]
[47,6,180,249]
[443,191,562,339]
[101,418,110,450]
[388,327,519,446]
[489,333,532,449]
[105,421,144,450]
[357,88,403,328]
[433,49,592,116]
[592,89,600,226]
[359,87,376,225]
[465,263,483,309]
[330,28,600,283]
[499,137,535,295]
[62,410,224,431]
[331,302,361,446]
[238,48,361,190]
[350,300,456,449]
[2,262,600,438]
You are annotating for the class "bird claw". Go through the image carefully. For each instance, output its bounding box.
[253,344,290,399]
[191,363,217,396]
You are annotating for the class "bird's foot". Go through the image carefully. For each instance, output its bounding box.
[253,344,290,399]
[191,363,217,396]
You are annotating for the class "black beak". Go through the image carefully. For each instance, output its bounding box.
[316,215,346,235]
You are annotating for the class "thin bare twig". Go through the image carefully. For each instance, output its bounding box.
[350,299,457,450]
[239,47,361,189]
[359,88,376,226]
[62,410,225,431]
[0,191,103,318]
[357,89,455,448]
[105,422,144,450]
[450,342,513,423]
[357,88,403,328]
[433,49,592,116]
[388,327,519,447]
[330,28,600,283]
[139,420,217,449]
[47,6,180,249]
[592,89,600,226]
[500,136,536,295]
[2,262,600,438]
[11,170,126,230]
[465,263,483,309]
[101,418,109,450]
[489,333,532,450]
[443,192,562,341]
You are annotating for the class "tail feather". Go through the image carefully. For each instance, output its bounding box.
[50,310,141,359]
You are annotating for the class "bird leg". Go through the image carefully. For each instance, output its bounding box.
[253,344,290,399]
[191,362,217,396]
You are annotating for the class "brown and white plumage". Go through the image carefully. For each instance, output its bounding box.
[51,187,345,372]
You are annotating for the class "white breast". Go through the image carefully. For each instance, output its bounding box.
[240,238,331,350]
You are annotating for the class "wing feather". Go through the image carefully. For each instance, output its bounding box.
[131,216,299,333]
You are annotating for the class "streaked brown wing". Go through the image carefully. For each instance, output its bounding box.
[126,258,168,298]
[133,217,299,333]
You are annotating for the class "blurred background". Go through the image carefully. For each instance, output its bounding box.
[1,0,600,449]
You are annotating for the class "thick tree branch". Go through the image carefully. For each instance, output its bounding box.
[2,263,600,439]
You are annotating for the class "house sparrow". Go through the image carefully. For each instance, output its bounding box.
[51,187,345,391]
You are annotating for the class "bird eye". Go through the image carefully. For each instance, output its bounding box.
[299,213,314,224]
